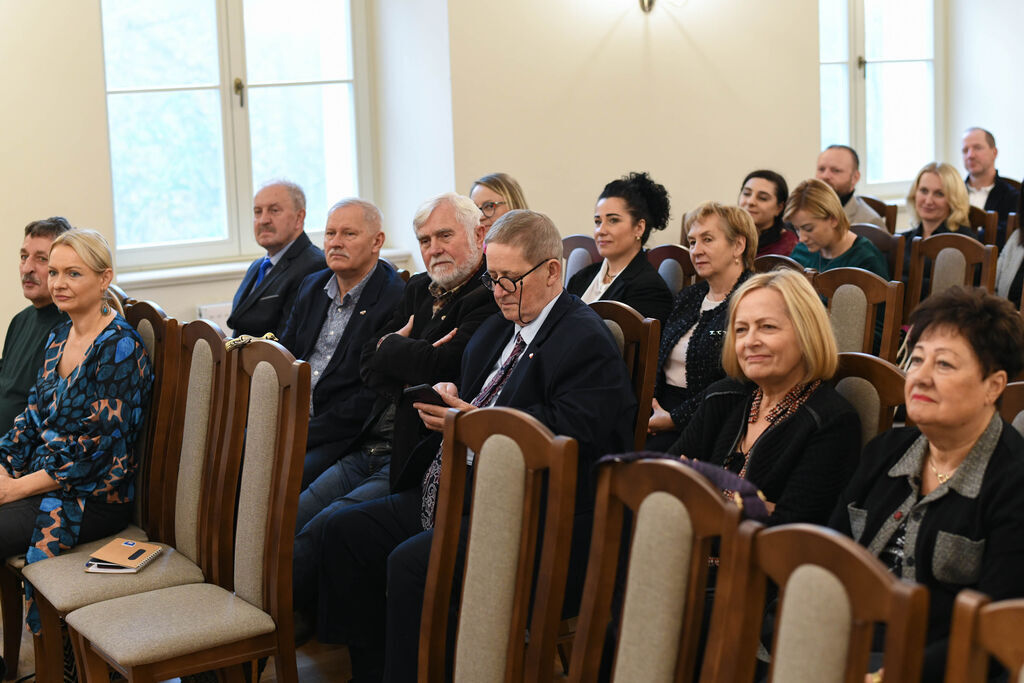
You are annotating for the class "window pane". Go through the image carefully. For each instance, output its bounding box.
[820,64,850,149]
[101,0,220,90]
[248,83,358,233]
[864,0,933,61]
[865,61,934,184]
[818,0,848,63]
[108,90,229,248]
[243,0,353,85]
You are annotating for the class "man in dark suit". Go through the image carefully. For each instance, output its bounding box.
[278,198,405,501]
[227,180,325,337]
[962,127,1020,246]
[312,209,635,681]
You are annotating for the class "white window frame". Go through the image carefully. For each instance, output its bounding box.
[103,0,375,270]
[820,0,946,199]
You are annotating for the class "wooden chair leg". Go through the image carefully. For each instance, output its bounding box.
[33,592,66,683]
[0,565,23,680]
[67,626,111,683]
[274,632,299,683]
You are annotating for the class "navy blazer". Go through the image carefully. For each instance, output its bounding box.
[227,231,325,338]
[278,260,405,451]
[398,291,636,510]
[566,249,673,322]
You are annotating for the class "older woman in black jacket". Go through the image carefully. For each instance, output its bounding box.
[645,202,758,450]
[831,287,1024,683]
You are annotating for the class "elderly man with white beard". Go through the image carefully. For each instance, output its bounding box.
[292,192,497,644]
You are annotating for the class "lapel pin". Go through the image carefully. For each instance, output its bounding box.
[359,310,366,315]
[528,353,534,359]
[441,315,447,320]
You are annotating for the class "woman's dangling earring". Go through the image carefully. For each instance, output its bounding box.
[101,300,111,316]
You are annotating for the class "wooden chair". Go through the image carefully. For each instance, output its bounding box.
[860,195,898,234]
[0,301,180,680]
[567,458,757,683]
[590,301,659,450]
[1005,212,1018,245]
[945,590,1024,682]
[1003,177,1023,192]
[25,320,232,683]
[850,222,906,284]
[108,282,135,307]
[754,254,805,274]
[834,352,907,450]
[999,381,1024,436]
[968,206,999,246]
[419,407,577,683]
[905,233,997,323]
[812,267,903,363]
[397,268,411,283]
[726,524,929,683]
[563,234,601,283]
[65,340,310,683]
[646,244,699,295]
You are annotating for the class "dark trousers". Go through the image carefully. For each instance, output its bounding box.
[0,494,132,558]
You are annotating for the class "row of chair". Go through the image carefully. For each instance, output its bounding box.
[3,301,311,682]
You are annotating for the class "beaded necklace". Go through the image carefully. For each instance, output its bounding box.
[747,379,823,426]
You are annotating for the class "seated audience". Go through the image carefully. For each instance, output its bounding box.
[468,172,528,230]
[995,187,1024,305]
[668,268,861,526]
[787,178,889,278]
[830,287,1024,682]
[0,229,153,634]
[278,198,405,493]
[901,161,976,282]
[646,202,757,450]
[567,171,673,321]
[815,144,886,228]
[0,217,71,433]
[308,210,635,681]
[962,127,1019,245]
[227,180,325,338]
[738,170,798,257]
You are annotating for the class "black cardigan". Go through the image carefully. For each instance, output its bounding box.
[566,249,673,322]
[669,377,861,527]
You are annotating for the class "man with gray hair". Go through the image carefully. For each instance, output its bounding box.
[227,180,325,337]
[293,192,497,645]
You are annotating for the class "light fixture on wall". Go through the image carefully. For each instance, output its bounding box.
[639,0,655,12]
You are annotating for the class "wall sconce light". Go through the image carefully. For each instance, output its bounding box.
[639,0,655,11]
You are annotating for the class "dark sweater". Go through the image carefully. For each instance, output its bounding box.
[669,377,861,526]
[566,249,673,322]
[0,304,66,433]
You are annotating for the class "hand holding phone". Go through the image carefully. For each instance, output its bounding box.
[403,383,448,406]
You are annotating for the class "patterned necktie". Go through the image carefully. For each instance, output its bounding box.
[253,256,273,288]
[420,333,527,529]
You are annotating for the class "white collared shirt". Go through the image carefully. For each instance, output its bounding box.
[579,259,617,304]
[478,291,561,398]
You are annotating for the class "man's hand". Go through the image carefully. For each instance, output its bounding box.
[432,327,457,348]
[377,314,416,349]
[414,382,475,432]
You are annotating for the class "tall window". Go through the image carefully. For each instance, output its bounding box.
[101,0,370,268]
[819,0,937,193]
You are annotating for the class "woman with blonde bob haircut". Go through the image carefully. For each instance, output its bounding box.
[787,178,889,278]
[668,269,860,526]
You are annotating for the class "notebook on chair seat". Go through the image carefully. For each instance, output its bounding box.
[84,538,163,574]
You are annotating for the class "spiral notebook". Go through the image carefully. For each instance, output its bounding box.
[84,538,163,574]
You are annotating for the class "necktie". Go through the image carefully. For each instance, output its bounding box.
[253,256,273,288]
[420,333,527,529]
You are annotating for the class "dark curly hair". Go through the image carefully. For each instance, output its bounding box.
[907,286,1024,379]
[597,171,670,245]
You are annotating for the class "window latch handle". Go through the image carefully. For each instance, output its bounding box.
[234,78,245,107]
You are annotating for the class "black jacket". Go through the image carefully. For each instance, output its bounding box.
[566,249,673,322]
[966,171,1021,245]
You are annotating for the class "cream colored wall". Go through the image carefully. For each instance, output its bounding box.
[447,0,821,246]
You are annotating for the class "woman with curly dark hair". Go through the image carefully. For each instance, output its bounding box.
[567,171,673,321]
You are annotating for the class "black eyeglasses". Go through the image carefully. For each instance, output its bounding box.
[480,259,551,293]
[477,200,506,218]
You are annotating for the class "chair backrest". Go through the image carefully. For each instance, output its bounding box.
[563,234,601,283]
[906,233,997,323]
[227,341,309,614]
[1003,177,1023,192]
[850,223,906,285]
[754,254,805,274]
[944,589,1024,682]
[999,381,1024,436]
[968,206,999,246]
[590,301,659,450]
[397,268,411,283]
[1007,212,1019,245]
[567,459,754,683]
[859,195,898,234]
[420,407,577,683]
[123,300,181,540]
[152,319,230,570]
[834,352,907,449]
[726,524,929,683]
[646,244,700,295]
[812,268,903,362]
[108,283,135,308]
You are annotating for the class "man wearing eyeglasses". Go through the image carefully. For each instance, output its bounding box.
[316,209,635,681]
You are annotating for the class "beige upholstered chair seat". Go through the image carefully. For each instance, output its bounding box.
[65,583,275,667]
[7,525,148,574]
[22,544,203,613]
